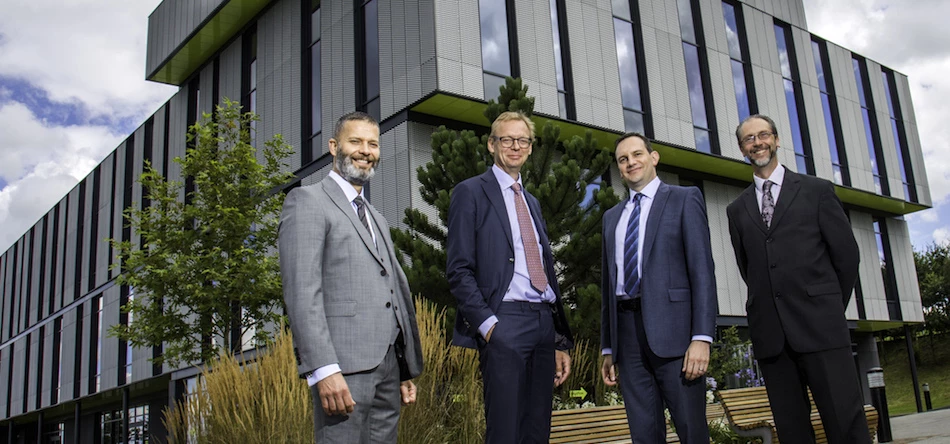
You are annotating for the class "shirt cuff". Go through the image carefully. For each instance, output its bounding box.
[602,348,612,356]
[478,316,498,339]
[306,364,342,387]
[691,335,713,343]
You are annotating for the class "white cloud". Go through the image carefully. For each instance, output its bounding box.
[934,228,950,247]
[0,0,175,121]
[0,102,125,250]
[0,0,176,252]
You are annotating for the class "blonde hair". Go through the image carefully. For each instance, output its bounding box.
[490,111,535,139]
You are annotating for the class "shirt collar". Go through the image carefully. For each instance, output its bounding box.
[328,170,366,203]
[628,175,661,205]
[752,164,786,192]
[491,164,522,191]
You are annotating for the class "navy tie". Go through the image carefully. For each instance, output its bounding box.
[623,193,643,298]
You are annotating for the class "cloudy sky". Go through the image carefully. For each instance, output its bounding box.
[0,0,947,253]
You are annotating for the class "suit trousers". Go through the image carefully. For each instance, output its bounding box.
[758,344,871,444]
[312,344,401,443]
[616,307,708,443]
[479,301,556,444]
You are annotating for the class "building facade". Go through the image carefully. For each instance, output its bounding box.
[0,0,929,442]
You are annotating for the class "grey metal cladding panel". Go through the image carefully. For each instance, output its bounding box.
[705,181,748,317]
[111,145,128,277]
[10,340,23,415]
[698,0,724,55]
[62,187,80,304]
[0,253,6,343]
[513,0,557,117]
[324,0,358,142]
[886,218,923,318]
[802,84,833,180]
[29,228,42,326]
[151,104,169,181]
[166,89,190,191]
[375,123,411,231]
[28,332,39,412]
[52,200,67,312]
[894,74,931,204]
[41,327,53,408]
[78,300,92,397]
[792,27,817,89]
[219,38,243,105]
[96,156,115,289]
[100,286,121,392]
[257,0,302,173]
[58,309,78,402]
[407,122,439,232]
[79,177,95,295]
[379,0,397,117]
[0,347,8,418]
[145,0,227,76]
[199,63,216,118]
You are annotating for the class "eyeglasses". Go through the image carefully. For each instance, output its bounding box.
[740,131,775,146]
[493,136,533,149]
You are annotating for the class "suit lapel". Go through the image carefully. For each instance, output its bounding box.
[321,177,383,264]
[480,170,514,249]
[642,182,669,267]
[769,171,801,230]
[740,185,768,234]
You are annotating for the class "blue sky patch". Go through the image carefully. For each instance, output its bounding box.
[0,75,90,127]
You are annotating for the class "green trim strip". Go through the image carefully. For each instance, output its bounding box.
[148,0,270,85]
[411,93,930,216]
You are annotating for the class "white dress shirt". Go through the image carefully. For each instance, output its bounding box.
[753,164,786,213]
[477,165,556,339]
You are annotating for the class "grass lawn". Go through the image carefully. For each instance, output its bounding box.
[878,332,950,416]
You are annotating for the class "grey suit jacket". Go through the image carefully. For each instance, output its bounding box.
[279,176,423,379]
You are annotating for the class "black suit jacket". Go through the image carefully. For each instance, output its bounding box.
[446,169,574,350]
[726,169,859,359]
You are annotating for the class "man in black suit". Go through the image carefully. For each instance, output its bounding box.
[726,114,871,443]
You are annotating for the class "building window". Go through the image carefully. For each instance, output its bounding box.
[677,0,717,153]
[304,3,322,164]
[100,410,124,444]
[121,286,134,385]
[612,0,648,134]
[359,0,380,120]
[479,0,517,101]
[129,405,150,444]
[243,29,258,141]
[873,218,901,321]
[853,56,888,195]
[774,22,813,175]
[52,317,62,404]
[881,69,916,202]
[549,0,574,119]
[812,38,849,186]
[722,1,755,121]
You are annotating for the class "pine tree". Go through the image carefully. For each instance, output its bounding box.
[391,77,620,344]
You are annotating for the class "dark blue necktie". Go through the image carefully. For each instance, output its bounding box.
[623,193,643,298]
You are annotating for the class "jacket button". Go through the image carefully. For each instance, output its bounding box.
[391,289,394,294]
[380,269,387,276]
[775,292,782,298]
[766,238,773,243]
[770,263,776,269]
[386,302,392,308]
[509,258,515,263]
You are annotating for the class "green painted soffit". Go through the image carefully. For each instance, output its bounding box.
[147,0,270,85]
[856,319,922,333]
[411,93,929,216]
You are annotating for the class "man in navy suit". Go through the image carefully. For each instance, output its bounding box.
[727,114,870,443]
[447,111,574,443]
[600,132,717,443]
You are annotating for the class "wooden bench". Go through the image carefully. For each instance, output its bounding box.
[716,386,879,443]
[550,403,725,443]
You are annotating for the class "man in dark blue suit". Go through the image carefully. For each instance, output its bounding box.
[601,133,717,443]
[447,111,574,443]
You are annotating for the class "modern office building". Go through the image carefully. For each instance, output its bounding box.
[0,0,930,442]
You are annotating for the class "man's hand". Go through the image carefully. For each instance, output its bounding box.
[316,372,356,415]
[485,324,496,342]
[400,380,417,406]
[601,354,618,386]
[682,340,710,381]
[554,350,571,387]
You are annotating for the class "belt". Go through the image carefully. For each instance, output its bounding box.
[500,300,555,312]
[617,297,641,312]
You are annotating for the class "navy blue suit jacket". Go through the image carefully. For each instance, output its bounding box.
[600,182,717,358]
[447,170,574,350]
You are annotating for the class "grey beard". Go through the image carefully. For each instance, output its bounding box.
[746,148,774,168]
[336,154,376,186]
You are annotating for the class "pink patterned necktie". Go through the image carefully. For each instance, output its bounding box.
[511,183,548,293]
[761,180,775,228]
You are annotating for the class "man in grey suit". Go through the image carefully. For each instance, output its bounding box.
[279,111,423,443]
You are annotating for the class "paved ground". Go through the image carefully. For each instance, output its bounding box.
[887,407,950,443]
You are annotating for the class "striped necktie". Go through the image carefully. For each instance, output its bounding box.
[512,183,548,293]
[623,193,643,298]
